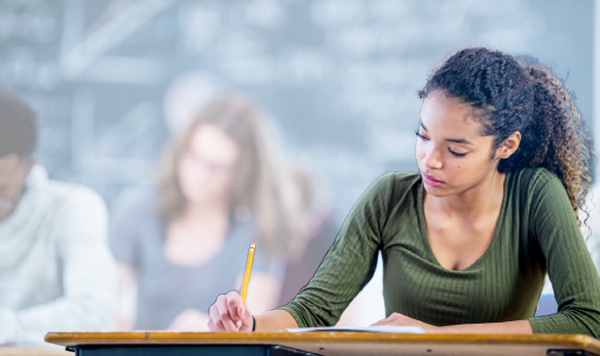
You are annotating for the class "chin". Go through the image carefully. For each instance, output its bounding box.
[184,194,211,204]
[422,184,455,198]
[181,185,209,200]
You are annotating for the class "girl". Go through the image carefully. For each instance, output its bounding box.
[207,48,600,337]
[109,94,302,330]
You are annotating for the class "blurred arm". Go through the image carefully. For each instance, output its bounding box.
[241,272,282,315]
[0,188,118,344]
[116,262,136,330]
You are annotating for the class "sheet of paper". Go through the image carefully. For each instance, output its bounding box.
[286,325,425,334]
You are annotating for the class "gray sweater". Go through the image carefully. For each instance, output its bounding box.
[0,166,117,345]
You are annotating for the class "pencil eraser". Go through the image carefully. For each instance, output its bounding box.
[250,242,256,249]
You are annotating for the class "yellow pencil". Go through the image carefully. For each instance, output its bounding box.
[240,242,255,306]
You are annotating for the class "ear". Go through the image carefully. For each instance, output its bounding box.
[494,131,521,160]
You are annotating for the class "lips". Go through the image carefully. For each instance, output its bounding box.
[422,173,444,187]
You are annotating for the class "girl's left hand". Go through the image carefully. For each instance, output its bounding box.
[371,312,440,333]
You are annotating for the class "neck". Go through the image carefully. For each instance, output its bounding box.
[428,168,506,218]
[181,199,230,222]
[0,209,13,223]
[0,189,25,223]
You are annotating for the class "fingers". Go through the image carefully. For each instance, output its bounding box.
[370,313,398,326]
[208,310,224,331]
[221,292,240,330]
[208,296,226,331]
[208,291,253,332]
[225,291,253,331]
[237,305,253,332]
[226,292,243,324]
[371,318,388,326]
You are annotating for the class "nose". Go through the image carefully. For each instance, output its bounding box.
[195,162,213,182]
[422,146,443,170]
[191,156,214,181]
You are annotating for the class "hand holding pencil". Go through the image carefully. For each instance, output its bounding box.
[208,242,256,332]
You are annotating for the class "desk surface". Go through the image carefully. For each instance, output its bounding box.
[45,332,600,356]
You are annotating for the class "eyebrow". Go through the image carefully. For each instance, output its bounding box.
[419,119,473,145]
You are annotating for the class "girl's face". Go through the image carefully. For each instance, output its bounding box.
[416,91,503,198]
[177,123,240,206]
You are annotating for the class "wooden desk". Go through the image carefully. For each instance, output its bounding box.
[45,332,600,356]
[0,348,70,356]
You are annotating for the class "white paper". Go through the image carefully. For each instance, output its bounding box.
[286,326,425,334]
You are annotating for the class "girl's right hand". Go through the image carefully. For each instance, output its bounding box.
[208,291,254,332]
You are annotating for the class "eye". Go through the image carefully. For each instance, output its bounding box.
[415,130,429,141]
[448,148,467,157]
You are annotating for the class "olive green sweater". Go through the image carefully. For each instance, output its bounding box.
[281,168,600,337]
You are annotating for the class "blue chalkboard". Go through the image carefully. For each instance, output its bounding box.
[0,0,592,215]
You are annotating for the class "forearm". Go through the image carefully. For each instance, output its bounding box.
[435,320,533,334]
[116,263,136,331]
[255,310,298,331]
[0,296,116,344]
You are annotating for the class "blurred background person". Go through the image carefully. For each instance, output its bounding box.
[275,166,379,327]
[0,90,117,344]
[109,93,304,331]
[277,167,337,307]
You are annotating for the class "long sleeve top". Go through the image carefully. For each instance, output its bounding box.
[280,168,600,337]
[108,189,285,329]
[0,166,117,345]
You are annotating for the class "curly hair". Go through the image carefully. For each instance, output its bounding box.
[418,47,594,229]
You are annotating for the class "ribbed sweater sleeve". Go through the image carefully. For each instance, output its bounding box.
[528,175,600,337]
[279,174,393,327]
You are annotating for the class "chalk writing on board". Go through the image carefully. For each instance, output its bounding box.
[1,0,586,216]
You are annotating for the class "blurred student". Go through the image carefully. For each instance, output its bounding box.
[0,90,117,344]
[278,168,337,306]
[277,167,356,326]
[109,94,302,330]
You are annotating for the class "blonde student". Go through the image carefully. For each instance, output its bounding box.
[109,94,302,330]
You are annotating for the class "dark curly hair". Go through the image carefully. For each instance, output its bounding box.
[418,47,594,229]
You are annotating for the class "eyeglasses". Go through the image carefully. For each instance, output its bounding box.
[180,150,236,178]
